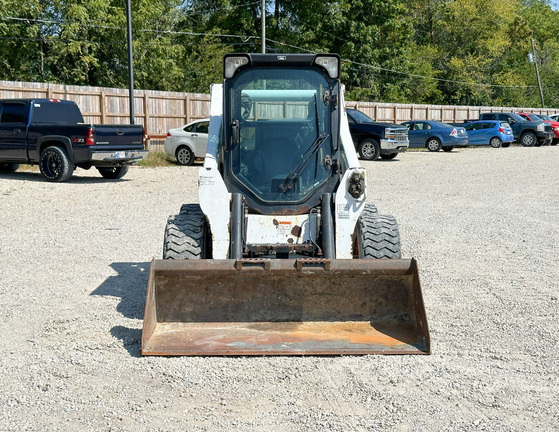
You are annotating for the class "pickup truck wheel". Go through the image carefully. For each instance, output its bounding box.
[426,138,441,152]
[176,146,194,166]
[489,137,502,148]
[97,166,129,179]
[380,153,397,160]
[39,146,74,182]
[357,139,380,160]
[0,162,20,172]
[520,132,536,147]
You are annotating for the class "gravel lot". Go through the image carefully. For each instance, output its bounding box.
[1,145,558,431]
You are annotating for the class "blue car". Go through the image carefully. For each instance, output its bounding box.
[463,120,514,148]
[401,120,468,151]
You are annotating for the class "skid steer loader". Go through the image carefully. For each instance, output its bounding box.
[142,53,430,355]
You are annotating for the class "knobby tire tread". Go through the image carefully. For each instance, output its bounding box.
[357,206,401,259]
[163,204,206,260]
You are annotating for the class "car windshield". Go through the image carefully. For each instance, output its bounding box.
[509,113,526,123]
[229,68,333,203]
[31,102,84,124]
[433,121,455,128]
[347,109,373,123]
[537,114,551,121]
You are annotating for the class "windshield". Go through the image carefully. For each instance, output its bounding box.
[538,114,552,121]
[31,102,84,123]
[510,113,526,123]
[229,68,333,203]
[433,121,456,128]
[347,108,373,123]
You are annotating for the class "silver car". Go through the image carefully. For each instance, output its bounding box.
[164,118,209,165]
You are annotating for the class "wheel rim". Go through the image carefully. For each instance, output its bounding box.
[490,138,501,148]
[42,151,61,178]
[177,148,191,165]
[522,134,535,146]
[427,139,439,151]
[361,142,375,159]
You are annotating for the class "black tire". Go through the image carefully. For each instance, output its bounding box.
[552,139,558,146]
[520,132,536,147]
[0,162,20,172]
[97,166,129,179]
[354,207,401,259]
[39,146,74,182]
[357,139,380,161]
[380,153,397,160]
[163,204,209,259]
[176,146,194,166]
[426,138,441,152]
[489,137,502,148]
[442,146,454,152]
[363,203,379,216]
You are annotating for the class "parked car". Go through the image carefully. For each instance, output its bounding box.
[517,113,559,145]
[400,120,468,151]
[0,98,147,181]
[462,120,514,148]
[549,114,559,121]
[478,112,553,147]
[164,118,209,165]
[345,108,409,160]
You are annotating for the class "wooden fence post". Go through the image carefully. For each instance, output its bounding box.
[185,95,190,124]
[100,92,107,124]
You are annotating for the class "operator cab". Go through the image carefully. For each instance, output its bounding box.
[221,53,341,215]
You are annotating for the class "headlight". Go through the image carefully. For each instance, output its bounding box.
[537,123,545,131]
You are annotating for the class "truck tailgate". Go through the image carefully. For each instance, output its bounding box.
[92,125,144,148]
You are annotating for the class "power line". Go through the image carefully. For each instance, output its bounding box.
[2,16,258,40]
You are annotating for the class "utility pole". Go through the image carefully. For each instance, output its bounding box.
[530,37,545,108]
[126,0,135,124]
[261,0,265,53]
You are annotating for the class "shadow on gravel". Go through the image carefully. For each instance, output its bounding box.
[0,171,130,184]
[91,262,149,357]
[111,326,143,357]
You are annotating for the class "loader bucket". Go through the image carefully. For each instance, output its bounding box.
[141,258,430,356]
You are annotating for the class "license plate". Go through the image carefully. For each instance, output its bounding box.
[115,151,125,158]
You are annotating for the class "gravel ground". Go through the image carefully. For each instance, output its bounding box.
[1,145,558,431]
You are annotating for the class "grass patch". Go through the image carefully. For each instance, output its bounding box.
[137,151,176,167]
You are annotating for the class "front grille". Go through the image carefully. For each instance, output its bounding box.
[386,128,408,142]
[545,124,553,132]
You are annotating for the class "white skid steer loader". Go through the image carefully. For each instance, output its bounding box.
[142,53,430,355]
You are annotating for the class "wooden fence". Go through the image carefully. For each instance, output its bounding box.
[0,81,210,149]
[2,80,558,150]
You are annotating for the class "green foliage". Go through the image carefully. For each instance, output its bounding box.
[1,0,559,107]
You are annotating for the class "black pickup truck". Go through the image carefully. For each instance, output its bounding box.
[478,112,553,147]
[346,108,409,160]
[0,99,147,181]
